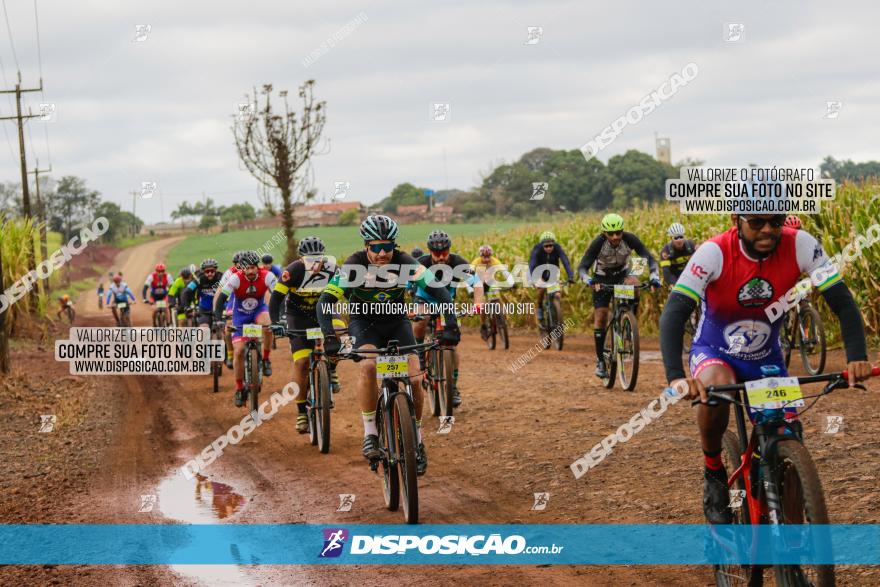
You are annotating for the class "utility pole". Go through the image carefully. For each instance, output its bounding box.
[0,73,44,305]
[28,160,52,296]
[131,190,139,237]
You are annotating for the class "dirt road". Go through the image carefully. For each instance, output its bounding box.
[3,237,879,586]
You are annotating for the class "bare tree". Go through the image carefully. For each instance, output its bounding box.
[233,80,327,262]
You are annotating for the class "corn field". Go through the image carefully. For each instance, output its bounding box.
[456,182,880,347]
[0,215,46,336]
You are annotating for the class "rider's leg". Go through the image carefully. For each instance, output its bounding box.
[694,360,737,524]
[407,352,424,442]
[292,349,310,432]
[535,287,546,322]
[233,339,245,389]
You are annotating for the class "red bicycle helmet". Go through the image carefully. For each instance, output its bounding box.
[784,215,801,230]
[155,263,166,272]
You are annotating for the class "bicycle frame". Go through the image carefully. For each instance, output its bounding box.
[597,283,649,347]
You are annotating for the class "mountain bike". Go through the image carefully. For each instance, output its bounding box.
[484,286,509,350]
[415,315,454,418]
[595,282,650,391]
[210,321,225,394]
[238,323,264,413]
[150,298,170,327]
[695,365,879,587]
[538,281,566,350]
[62,301,76,324]
[340,338,437,524]
[780,300,826,376]
[112,299,133,327]
[277,327,334,454]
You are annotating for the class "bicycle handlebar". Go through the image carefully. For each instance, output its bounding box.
[593,282,653,291]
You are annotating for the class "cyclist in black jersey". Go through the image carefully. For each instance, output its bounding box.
[180,258,223,328]
[316,215,460,476]
[268,236,344,434]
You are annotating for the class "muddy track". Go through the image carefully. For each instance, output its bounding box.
[5,237,879,586]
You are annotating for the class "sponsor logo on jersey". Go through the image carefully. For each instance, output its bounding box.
[722,320,772,354]
[737,277,774,308]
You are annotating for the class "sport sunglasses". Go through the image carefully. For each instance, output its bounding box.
[368,242,396,253]
[743,215,786,230]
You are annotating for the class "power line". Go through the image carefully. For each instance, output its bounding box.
[0,0,20,72]
[31,0,49,166]
[0,52,15,162]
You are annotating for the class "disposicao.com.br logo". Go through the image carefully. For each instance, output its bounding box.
[318,528,563,558]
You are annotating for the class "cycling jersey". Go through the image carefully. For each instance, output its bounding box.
[470,256,512,288]
[269,258,338,319]
[528,243,573,283]
[143,272,170,301]
[577,232,660,279]
[413,253,479,304]
[220,268,277,315]
[672,227,840,367]
[182,271,223,312]
[659,239,697,285]
[106,283,135,305]
[168,276,188,299]
[266,263,282,279]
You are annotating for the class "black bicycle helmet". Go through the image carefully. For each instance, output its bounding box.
[261,254,273,264]
[411,247,424,259]
[298,236,326,256]
[180,267,193,279]
[232,251,242,264]
[239,250,261,267]
[201,258,218,270]
[427,229,452,251]
[360,214,399,242]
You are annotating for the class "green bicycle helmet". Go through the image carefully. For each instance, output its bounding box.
[539,231,556,243]
[601,213,624,232]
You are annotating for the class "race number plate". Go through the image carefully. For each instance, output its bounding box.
[547,283,561,294]
[614,284,635,299]
[377,355,408,379]
[745,377,804,410]
[117,303,127,309]
[306,327,323,340]
[155,300,167,308]
[242,323,262,338]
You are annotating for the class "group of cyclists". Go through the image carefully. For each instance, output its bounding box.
[90,205,874,529]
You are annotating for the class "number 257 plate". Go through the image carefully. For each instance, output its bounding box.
[377,355,408,379]
[614,284,635,299]
[745,377,804,409]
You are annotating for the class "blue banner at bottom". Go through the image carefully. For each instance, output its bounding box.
[0,525,878,565]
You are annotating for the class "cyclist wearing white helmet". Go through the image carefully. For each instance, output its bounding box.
[528,231,575,324]
[660,223,698,286]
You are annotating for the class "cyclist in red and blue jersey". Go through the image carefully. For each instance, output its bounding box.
[660,193,872,525]
[261,254,283,279]
[214,250,278,407]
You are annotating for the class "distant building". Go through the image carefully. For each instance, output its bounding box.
[394,204,456,224]
[293,201,364,226]
[655,136,671,165]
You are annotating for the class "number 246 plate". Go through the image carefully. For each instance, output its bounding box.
[745,377,804,409]
[377,355,408,378]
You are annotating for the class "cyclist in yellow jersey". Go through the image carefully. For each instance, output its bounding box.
[471,245,513,339]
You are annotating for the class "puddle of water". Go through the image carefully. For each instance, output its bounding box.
[157,473,246,524]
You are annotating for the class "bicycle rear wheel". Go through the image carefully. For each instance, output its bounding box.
[377,390,399,511]
[393,391,419,524]
[772,440,834,587]
[798,306,826,376]
[314,361,332,454]
[714,430,756,587]
[617,310,639,391]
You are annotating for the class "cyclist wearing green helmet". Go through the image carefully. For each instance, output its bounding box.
[528,231,575,323]
[578,213,661,379]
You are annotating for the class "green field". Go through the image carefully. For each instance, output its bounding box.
[164,222,526,269]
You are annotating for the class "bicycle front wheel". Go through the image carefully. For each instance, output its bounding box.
[551,297,564,350]
[314,361,332,454]
[377,392,399,511]
[427,349,441,417]
[798,306,826,376]
[714,430,756,587]
[772,439,834,587]
[617,310,640,391]
[498,313,509,350]
[601,325,617,389]
[486,316,496,350]
[439,348,454,418]
[393,391,419,524]
[247,345,261,414]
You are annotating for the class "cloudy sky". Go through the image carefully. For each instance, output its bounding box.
[1,1,878,223]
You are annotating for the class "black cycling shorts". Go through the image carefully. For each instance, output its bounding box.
[591,269,629,308]
[287,314,319,361]
[348,318,416,351]
[197,311,213,327]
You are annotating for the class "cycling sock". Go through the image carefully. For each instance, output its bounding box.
[594,329,606,360]
[296,400,307,414]
[703,449,723,471]
[263,349,270,361]
[362,411,378,437]
[415,336,424,344]
[235,379,244,391]
[416,420,423,444]
[227,350,233,360]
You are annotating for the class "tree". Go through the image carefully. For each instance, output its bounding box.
[45,176,101,241]
[220,203,257,228]
[233,80,327,262]
[379,183,427,213]
[606,150,669,208]
[95,202,143,242]
[338,208,359,226]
